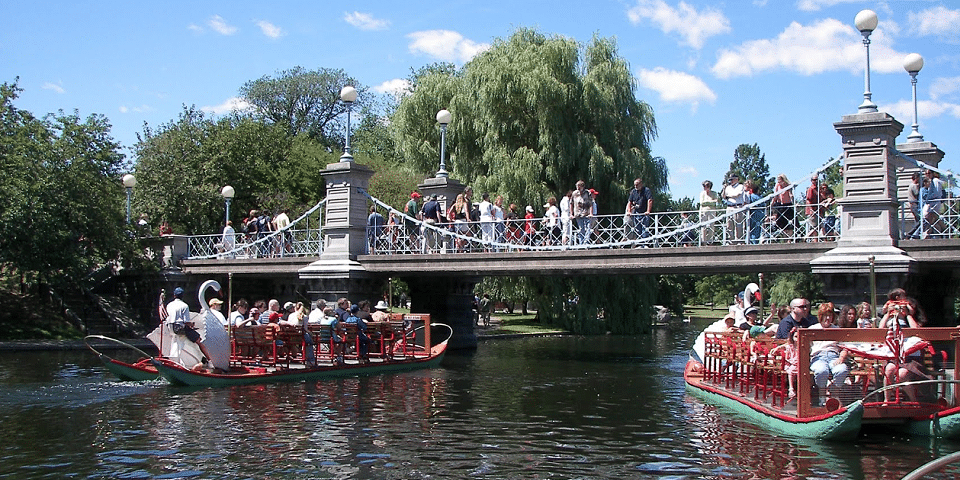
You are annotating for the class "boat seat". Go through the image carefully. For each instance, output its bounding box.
[307,324,342,364]
[231,327,258,365]
[277,325,304,367]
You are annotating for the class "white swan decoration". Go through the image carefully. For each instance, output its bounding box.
[198,280,231,371]
[146,280,231,370]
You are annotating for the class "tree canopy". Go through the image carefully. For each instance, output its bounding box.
[0,80,132,282]
[392,28,666,214]
[726,143,773,196]
[239,66,366,147]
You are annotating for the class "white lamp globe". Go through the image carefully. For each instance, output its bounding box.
[903,53,924,74]
[122,174,136,188]
[221,185,235,199]
[855,10,878,33]
[436,109,452,125]
[340,86,358,103]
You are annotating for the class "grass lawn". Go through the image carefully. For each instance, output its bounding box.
[489,312,566,335]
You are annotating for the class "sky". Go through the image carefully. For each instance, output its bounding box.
[2,0,959,202]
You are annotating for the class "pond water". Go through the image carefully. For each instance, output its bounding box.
[0,321,958,479]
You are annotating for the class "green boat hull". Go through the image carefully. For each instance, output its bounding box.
[100,355,160,382]
[685,374,864,441]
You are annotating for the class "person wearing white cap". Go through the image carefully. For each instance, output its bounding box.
[209,298,226,327]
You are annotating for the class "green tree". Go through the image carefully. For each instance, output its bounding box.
[392,28,665,214]
[132,107,304,234]
[727,143,773,196]
[0,80,132,283]
[393,29,668,333]
[239,66,365,147]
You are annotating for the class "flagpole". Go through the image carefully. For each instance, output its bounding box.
[869,255,876,321]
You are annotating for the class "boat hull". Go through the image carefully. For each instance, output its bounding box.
[152,342,448,387]
[101,356,159,381]
[895,406,960,439]
[684,359,864,440]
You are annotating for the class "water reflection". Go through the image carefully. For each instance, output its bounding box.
[0,330,958,478]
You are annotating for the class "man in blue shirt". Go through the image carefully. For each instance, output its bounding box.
[627,178,653,239]
[776,298,816,339]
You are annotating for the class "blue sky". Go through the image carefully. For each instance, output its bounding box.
[2,1,958,202]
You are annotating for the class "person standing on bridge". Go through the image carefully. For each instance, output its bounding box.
[421,194,443,253]
[627,178,653,240]
[805,174,823,241]
[479,193,494,250]
[722,173,748,244]
[698,180,720,245]
[573,180,593,244]
[404,192,422,253]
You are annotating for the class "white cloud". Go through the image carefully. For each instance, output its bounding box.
[909,7,960,43]
[201,97,251,115]
[118,104,151,114]
[796,0,861,12]
[374,78,412,98]
[256,20,283,39]
[711,18,906,79]
[41,81,65,94]
[930,76,960,101]
[407,30,489,63]
[626,0,730,50]
[882,99,960,124]
[636,67,716,110]
[208,15,237,36]
[187,24,203,33]
[344,11,390,31]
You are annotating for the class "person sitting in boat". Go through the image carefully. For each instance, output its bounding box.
[307,299,326,324]
[740,306,774,342]
[809,302,849,404]
[372,300,391,323]
[230,299,249,328]
[166,287,213,369]
[879,292,923,329]
[770,328,801,400]
[775,298,815,339]
[855,302,874,328]
[316,307,344,364]
[334,297,351,322]
[729,292,746,329]
[209,298,226,327]
[344,304,372,362]
[838,304,858,328]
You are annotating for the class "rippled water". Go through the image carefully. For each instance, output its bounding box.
[0,325,958,479]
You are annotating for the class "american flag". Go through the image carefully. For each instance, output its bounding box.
[158,290,168,323]
[886,320,904,365]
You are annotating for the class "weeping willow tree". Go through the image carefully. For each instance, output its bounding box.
[394,29,667,333]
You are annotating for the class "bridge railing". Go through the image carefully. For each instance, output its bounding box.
[363,200,845,254]
[898,196,960,239]
[185,199,326,260]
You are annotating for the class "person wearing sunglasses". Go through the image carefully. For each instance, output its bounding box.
[775,298,817,339]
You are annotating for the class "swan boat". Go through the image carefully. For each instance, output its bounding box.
[685,286,960,440]
[89,280,452,387]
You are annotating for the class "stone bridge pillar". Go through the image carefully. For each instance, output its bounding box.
[299,161,386,306]
[407,276,480,350]
[811,112,915,306]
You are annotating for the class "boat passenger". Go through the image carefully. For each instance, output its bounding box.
[259,299,280,324]
[879,299,920,329]
[209,298,226,327]
[730,292,746,329]
[855,302,874,328]
[318,307,343,364]
[372,300,390,323]
[307,299,326,324]
[230,299,249,328]
[838,304,857,328]
[345,304,371,361]
[809,302,849,404]
[166,286,213,370]
[775,298,815,339]
[334,297,351,323]
[770,328,800,400]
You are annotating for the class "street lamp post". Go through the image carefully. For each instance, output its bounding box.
[436,109,452,178]
[855,9,879,114]
[122,174,136,224]
[221,185,235,226]
[903,53,925,143]
[339,86,358,162]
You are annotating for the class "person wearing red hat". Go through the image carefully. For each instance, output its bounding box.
[404,192,421,252]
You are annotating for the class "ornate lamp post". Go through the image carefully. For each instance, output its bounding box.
[339,85,358,162]
[903,53,925,143]
[122,174,136,224]
[855,9,879,113]
[435,109,452,178]
[221,185,235,225]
